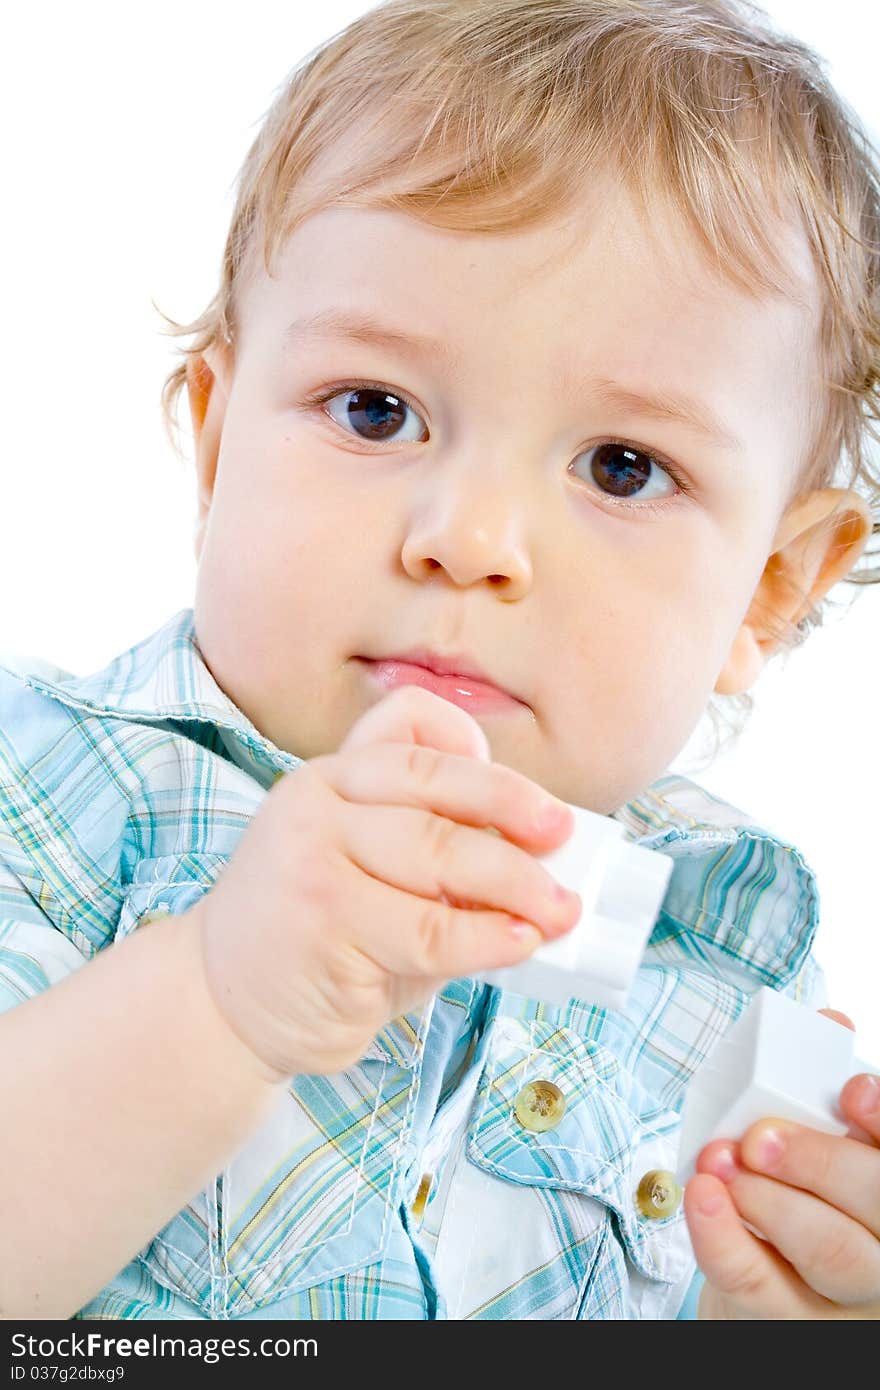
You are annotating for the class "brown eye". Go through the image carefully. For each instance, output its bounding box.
[574,441,676,504]
[324,387,426,444]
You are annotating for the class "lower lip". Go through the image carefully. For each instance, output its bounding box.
[358,659,524,713]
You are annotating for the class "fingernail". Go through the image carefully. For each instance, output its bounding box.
[754,1127,785,1169]
[853,1074,880,1117]
[704,1144,738,1183]
[535,797,569,830]
[552,882,579,907]
[508,920,543,951]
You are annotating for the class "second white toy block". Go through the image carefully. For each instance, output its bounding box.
[676,986,876,1182]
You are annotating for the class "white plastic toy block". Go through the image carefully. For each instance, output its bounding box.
[482,802,674,1009]
[676,986,878,1182]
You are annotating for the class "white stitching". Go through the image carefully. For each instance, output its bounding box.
[221,1012,432,1311]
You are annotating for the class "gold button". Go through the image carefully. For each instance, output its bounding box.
[513,1079,566,1132]
[635,1169,682,1219]
[411,1172,433,1220]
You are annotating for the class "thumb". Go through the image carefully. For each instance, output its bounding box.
[341,683,492,762]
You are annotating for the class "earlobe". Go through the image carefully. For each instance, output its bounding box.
[714,487,873,697]
[714,627,764,696]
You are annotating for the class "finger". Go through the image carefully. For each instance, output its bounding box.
[698,1142,880,1304]
[736,1117,880,1238]
[839,1074,880,1144]
[338,800,581,942]
[814,1011,880,1144]
[813,1010,880,1140]
[314,737,575,852]
[684,1174,832,1318]
[345,852,551,979]
[340,682,493,761]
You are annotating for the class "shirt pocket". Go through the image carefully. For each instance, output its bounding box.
[462,1015,694,1320]
[118,852,429,1317]
[113,850,231,940]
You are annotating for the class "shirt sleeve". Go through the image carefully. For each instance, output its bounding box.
[0,859,89,1013]
[780,951,830,1011]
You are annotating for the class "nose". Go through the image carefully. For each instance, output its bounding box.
[400,458,534,597]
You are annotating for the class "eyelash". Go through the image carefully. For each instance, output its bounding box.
[301,378,695,513]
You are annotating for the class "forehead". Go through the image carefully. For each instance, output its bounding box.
[239,175,820,458]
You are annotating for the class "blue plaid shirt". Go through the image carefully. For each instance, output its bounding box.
[0,609,826,1319]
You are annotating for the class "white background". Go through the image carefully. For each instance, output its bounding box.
[1,2,878,1054]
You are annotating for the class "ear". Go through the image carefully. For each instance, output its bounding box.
[714,487,873,695]
[186,343,232,562]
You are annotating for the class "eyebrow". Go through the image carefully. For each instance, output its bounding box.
[283,309,462,372]
[575,377,743,453]
[284,309,743,452]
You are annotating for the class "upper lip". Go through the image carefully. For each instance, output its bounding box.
[362,648,518,698]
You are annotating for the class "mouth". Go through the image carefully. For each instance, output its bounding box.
[354,654,526,714]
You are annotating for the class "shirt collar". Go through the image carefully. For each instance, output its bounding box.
[10,607,818,985]
[10,607,303,785]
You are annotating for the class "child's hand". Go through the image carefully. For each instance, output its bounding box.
[192,684,580,1084]
[685,1009,880,1318]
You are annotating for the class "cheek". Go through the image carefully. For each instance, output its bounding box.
[548,523,757,763]
[636,513,765,635]
[197,432,387,647]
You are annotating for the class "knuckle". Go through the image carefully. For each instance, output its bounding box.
[423,810,460,868]
[414,898,454,972]
[406,741,445,790]
[805,1136,836,1190]
[809,1227,860,1282]
[721,1258,769,1303]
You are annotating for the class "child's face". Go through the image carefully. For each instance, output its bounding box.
[190,172,820,811]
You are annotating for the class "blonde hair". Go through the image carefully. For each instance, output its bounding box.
[158,0,879,756]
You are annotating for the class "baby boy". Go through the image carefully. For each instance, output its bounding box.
[1,0,879,1319]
